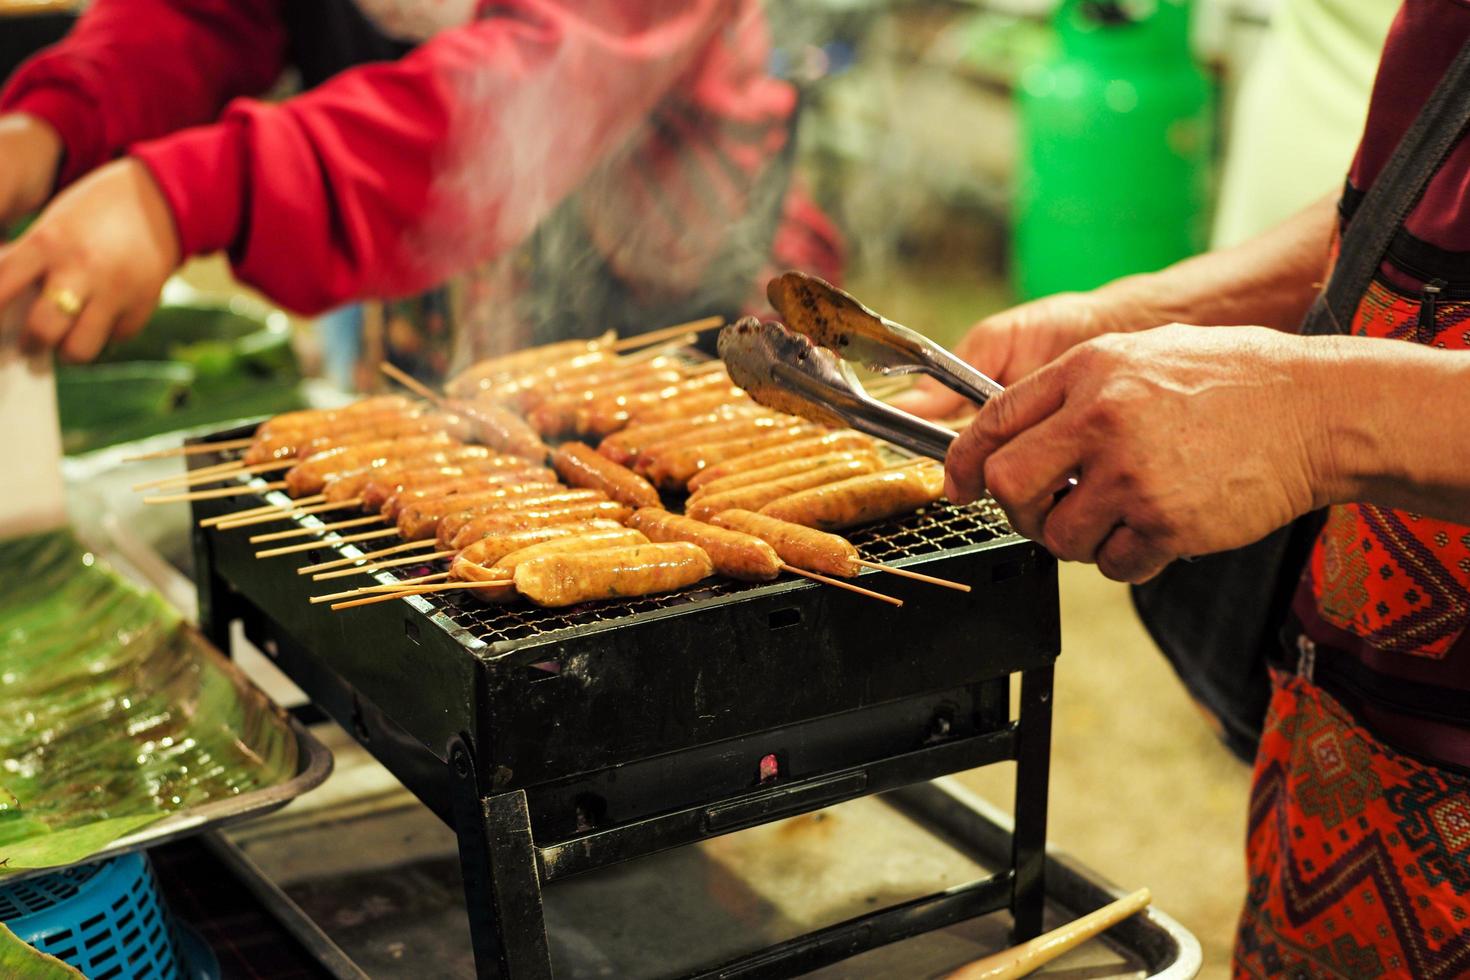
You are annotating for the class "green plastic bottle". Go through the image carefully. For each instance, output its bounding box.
[1013,0,1214,299]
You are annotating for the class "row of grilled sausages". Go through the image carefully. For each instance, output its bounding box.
[221,342,952,607]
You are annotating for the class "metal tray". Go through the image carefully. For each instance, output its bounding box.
[3,633,333,884]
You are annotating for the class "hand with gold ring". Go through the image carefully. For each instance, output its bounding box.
[0,158,180,362]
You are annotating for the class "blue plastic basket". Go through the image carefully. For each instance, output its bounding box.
[0,852,216,980]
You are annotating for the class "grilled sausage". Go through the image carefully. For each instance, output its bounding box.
[627,508,782,581]
[622,391,756,429]
[436,501,633,543]
[436,489,610,547]
[513,542,714,607]
[344,453,536,507]
[576,372,740,438]
[379,472,558,520]
[685,456,886,521]
[551,443,661,510]
[759,463,946,531]
[254,395,413,441]
[446,333,613,397]
[687,451,884,502]
[640,425,823,490]
[451,519,627,564]
[396,485,587,540]
[452,399,549,460]
[685,432,876,492]
[633,414,801,467]
[518,355,689,411]
[710,509,860,577]
[494,350,623,408]
[529,369,686,436]
[595,406,768,465]
[449,528,651,602]
[284,433,456,496]
[245,407,430,463]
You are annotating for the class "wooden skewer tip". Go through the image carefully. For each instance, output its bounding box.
[121,436,255,462]
[248,515,385,543]
[296,538,437,575]
[254,527,397,559]
[781,565,902,607]
[856,560,971,593]
[310,571,451,604]
[145,480,287,504]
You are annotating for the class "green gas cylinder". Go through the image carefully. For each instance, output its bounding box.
[1013,0,1213,299]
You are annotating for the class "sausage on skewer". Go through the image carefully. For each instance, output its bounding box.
[686,432,876,493]
[377,468,557,518]
[595,406,769,465]
[709,509,861,577]
[513,542,714,607]
[449,519,627,564]
[551,443,661,510]
[449,528,651,601]
[434,500,633,543]
[759,463,947,531]
[436,489,611,547]
[639,424,823,490]
[685,455,886,521]
[687,450,884,502]
[627,508,782,581]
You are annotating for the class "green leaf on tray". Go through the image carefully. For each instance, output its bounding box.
[0,923,84,979]
[0,815,161,872]
[0,529,299,874]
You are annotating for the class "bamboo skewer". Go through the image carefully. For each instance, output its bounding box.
[130,458,243,491]
[941,888,1152,980]
[145,480,288,504]
[610,315,724,353]
[780,565,902,607]
[330,580,511,611]
[380,363,443,404]
[199,495,326,527]
[213,497,358,530]
[310,572,451,604]
[297,539,439,575]
[255,527,398,559]
[312,549,456,581]
[855,560,971,593]
[122,436,255,462]
[140,458,292,491]
[249,515,385,543]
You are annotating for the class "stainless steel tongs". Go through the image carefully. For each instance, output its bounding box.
[719,318,961,461]
[718,275,1004,462]
[765,272,1005,406]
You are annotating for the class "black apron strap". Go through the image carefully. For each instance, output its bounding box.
[1304,38,1470,336]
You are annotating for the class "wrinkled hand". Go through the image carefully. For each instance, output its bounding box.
[0,114,63,228]
[892,286,1173,420]
[0,159,179,362]
[944,324,1334,583]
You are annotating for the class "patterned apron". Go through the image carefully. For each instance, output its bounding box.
[1235,281,1470,978]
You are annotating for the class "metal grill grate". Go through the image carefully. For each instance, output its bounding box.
[352,499,1015,647]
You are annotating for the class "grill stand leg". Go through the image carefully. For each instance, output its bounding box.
[450,738,553,980]
[1009,665,1053,942]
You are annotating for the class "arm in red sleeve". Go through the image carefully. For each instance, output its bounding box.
[0,0,286,188]
[128,0,733,315]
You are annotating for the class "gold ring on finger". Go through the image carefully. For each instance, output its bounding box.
[46,287,84,318]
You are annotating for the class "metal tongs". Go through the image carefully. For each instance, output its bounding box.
[719,318,961,461]
[718,274,1003,462]
[766,272,1004,406]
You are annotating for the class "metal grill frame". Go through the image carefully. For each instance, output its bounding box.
[187,424,1060,979]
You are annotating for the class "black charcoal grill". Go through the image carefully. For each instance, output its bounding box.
[187,422,1060,979]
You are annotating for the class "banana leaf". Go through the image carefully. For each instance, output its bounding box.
[0,530,298,873]
[0,923,83,980]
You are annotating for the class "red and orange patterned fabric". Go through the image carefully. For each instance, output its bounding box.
[1235,672,1470,978]
[1308,280,1470,659]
